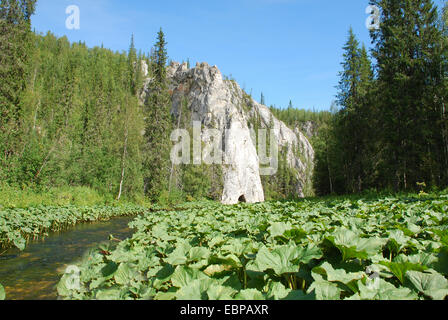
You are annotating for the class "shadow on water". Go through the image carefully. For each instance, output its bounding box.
[0,216,136,300]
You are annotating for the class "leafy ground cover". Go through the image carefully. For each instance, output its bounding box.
[56,193,448,300]
[0,205,150,251]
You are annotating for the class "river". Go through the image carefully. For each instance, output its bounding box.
[0,216,136,300]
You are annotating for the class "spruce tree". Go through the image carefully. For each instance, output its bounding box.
[335,28,374,193]
[356,44,375,189]
[143,28,172,200]
[370,0,445,190]
[128,34,138,95]
[336,27,360,112]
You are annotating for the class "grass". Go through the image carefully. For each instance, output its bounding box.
[2,181,445,210]
[0,184,153,251]
[0,184,152,209]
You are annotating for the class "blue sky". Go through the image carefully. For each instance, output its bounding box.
[31,0,445,111]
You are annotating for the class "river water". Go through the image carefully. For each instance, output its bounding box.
[0,216,136,300]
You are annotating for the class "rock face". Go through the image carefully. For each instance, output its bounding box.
[249,102,315,190]
[142,61,315,204]
[298,121,319,139]
[221,120,265,204]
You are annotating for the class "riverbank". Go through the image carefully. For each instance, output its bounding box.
[0,184,151,209]
[0,215,136,300]
[0,205,150,252]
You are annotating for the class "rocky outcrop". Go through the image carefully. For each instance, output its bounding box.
[221,120,265,204]
[298,121,319,139]
[142,61,314,204]
[167,61,265,204]
[249,102,315,182]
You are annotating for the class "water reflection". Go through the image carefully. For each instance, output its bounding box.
[0,216,136,300]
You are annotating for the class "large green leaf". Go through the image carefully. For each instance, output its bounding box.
[114,263,136,285]
[297,245,323,264]
[268,222,292,238]
[155,264,175,281]
[207,284,237,300]
[406,271,448,300]
[395,253,438,268]
[234,289,265,300]
[326,229,384,261]
[266,281,291,300]
[175,279,210,300]
[221,239,245,256]
[379,261,427,285]
[433,247,448,276]
[151,224,177,241]
[307,276,342,300]
[101,261,118,279]
[327,228,359,248]
[254,245,300,275]
[171,266,208,288]
[57,273,80,298]
[165,242,191,266]
[283,228,307,242]
[151,264,175,289]
[312,262,364,293]
[189,247,210,262]
[356,237,387,256]
[386,230,411,254]
[357,279,417,300]
[95,288,122,300]
[209,254,242,268]
[265,281,315,300]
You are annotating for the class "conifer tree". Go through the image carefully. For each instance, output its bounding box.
[336,27,360,112]
[439,2,448,179]
[334,28,374,192]
[143,28,172,200]
[370,0,445,190]
[128,34,138,95]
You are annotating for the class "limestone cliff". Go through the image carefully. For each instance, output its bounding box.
[142,61,315,204]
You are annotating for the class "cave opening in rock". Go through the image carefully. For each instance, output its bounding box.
[238,195,247,203]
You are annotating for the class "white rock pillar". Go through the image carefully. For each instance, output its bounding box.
[221,120,265,205]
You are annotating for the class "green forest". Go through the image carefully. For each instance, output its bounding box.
[0,0,226,206]
[313,1,448,196]
[3,0,448,206]
[273,0,448,199]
